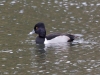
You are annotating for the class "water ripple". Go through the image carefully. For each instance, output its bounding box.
[0,50,13,53]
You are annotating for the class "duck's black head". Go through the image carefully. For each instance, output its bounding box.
[34,22,46,38]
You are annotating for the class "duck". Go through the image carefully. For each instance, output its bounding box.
[29,22,78,44]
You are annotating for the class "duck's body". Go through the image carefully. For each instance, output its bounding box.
[29,22,76,44]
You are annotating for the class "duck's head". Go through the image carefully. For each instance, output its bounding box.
[29,22,46,38]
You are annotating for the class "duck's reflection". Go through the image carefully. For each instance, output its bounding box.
[30,42,77,74]
[35,44,46,54]
[30,43,71,64]
[30,44,46,73]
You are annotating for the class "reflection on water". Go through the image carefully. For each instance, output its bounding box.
[0,0,100,75]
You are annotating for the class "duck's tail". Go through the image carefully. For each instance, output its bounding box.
[73,34,83,38]
[66,34,83,42]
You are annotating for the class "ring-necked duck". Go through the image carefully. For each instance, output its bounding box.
[29,22,78,44]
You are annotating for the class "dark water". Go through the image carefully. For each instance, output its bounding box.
[0,0,100,75]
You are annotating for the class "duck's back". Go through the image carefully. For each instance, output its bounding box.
[46,33,61,40]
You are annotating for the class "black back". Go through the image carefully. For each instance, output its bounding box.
[46,33,61,40]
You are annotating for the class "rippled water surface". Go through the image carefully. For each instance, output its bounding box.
[0,0,100,75]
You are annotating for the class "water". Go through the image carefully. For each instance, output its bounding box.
[0,0,100,75]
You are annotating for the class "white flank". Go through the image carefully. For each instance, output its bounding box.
[44,35,70,44]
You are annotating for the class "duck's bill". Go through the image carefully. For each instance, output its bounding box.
[28,30,35,35]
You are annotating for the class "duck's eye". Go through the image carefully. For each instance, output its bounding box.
[36,27,38,30]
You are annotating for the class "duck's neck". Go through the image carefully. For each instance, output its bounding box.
[36,36,45,44]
